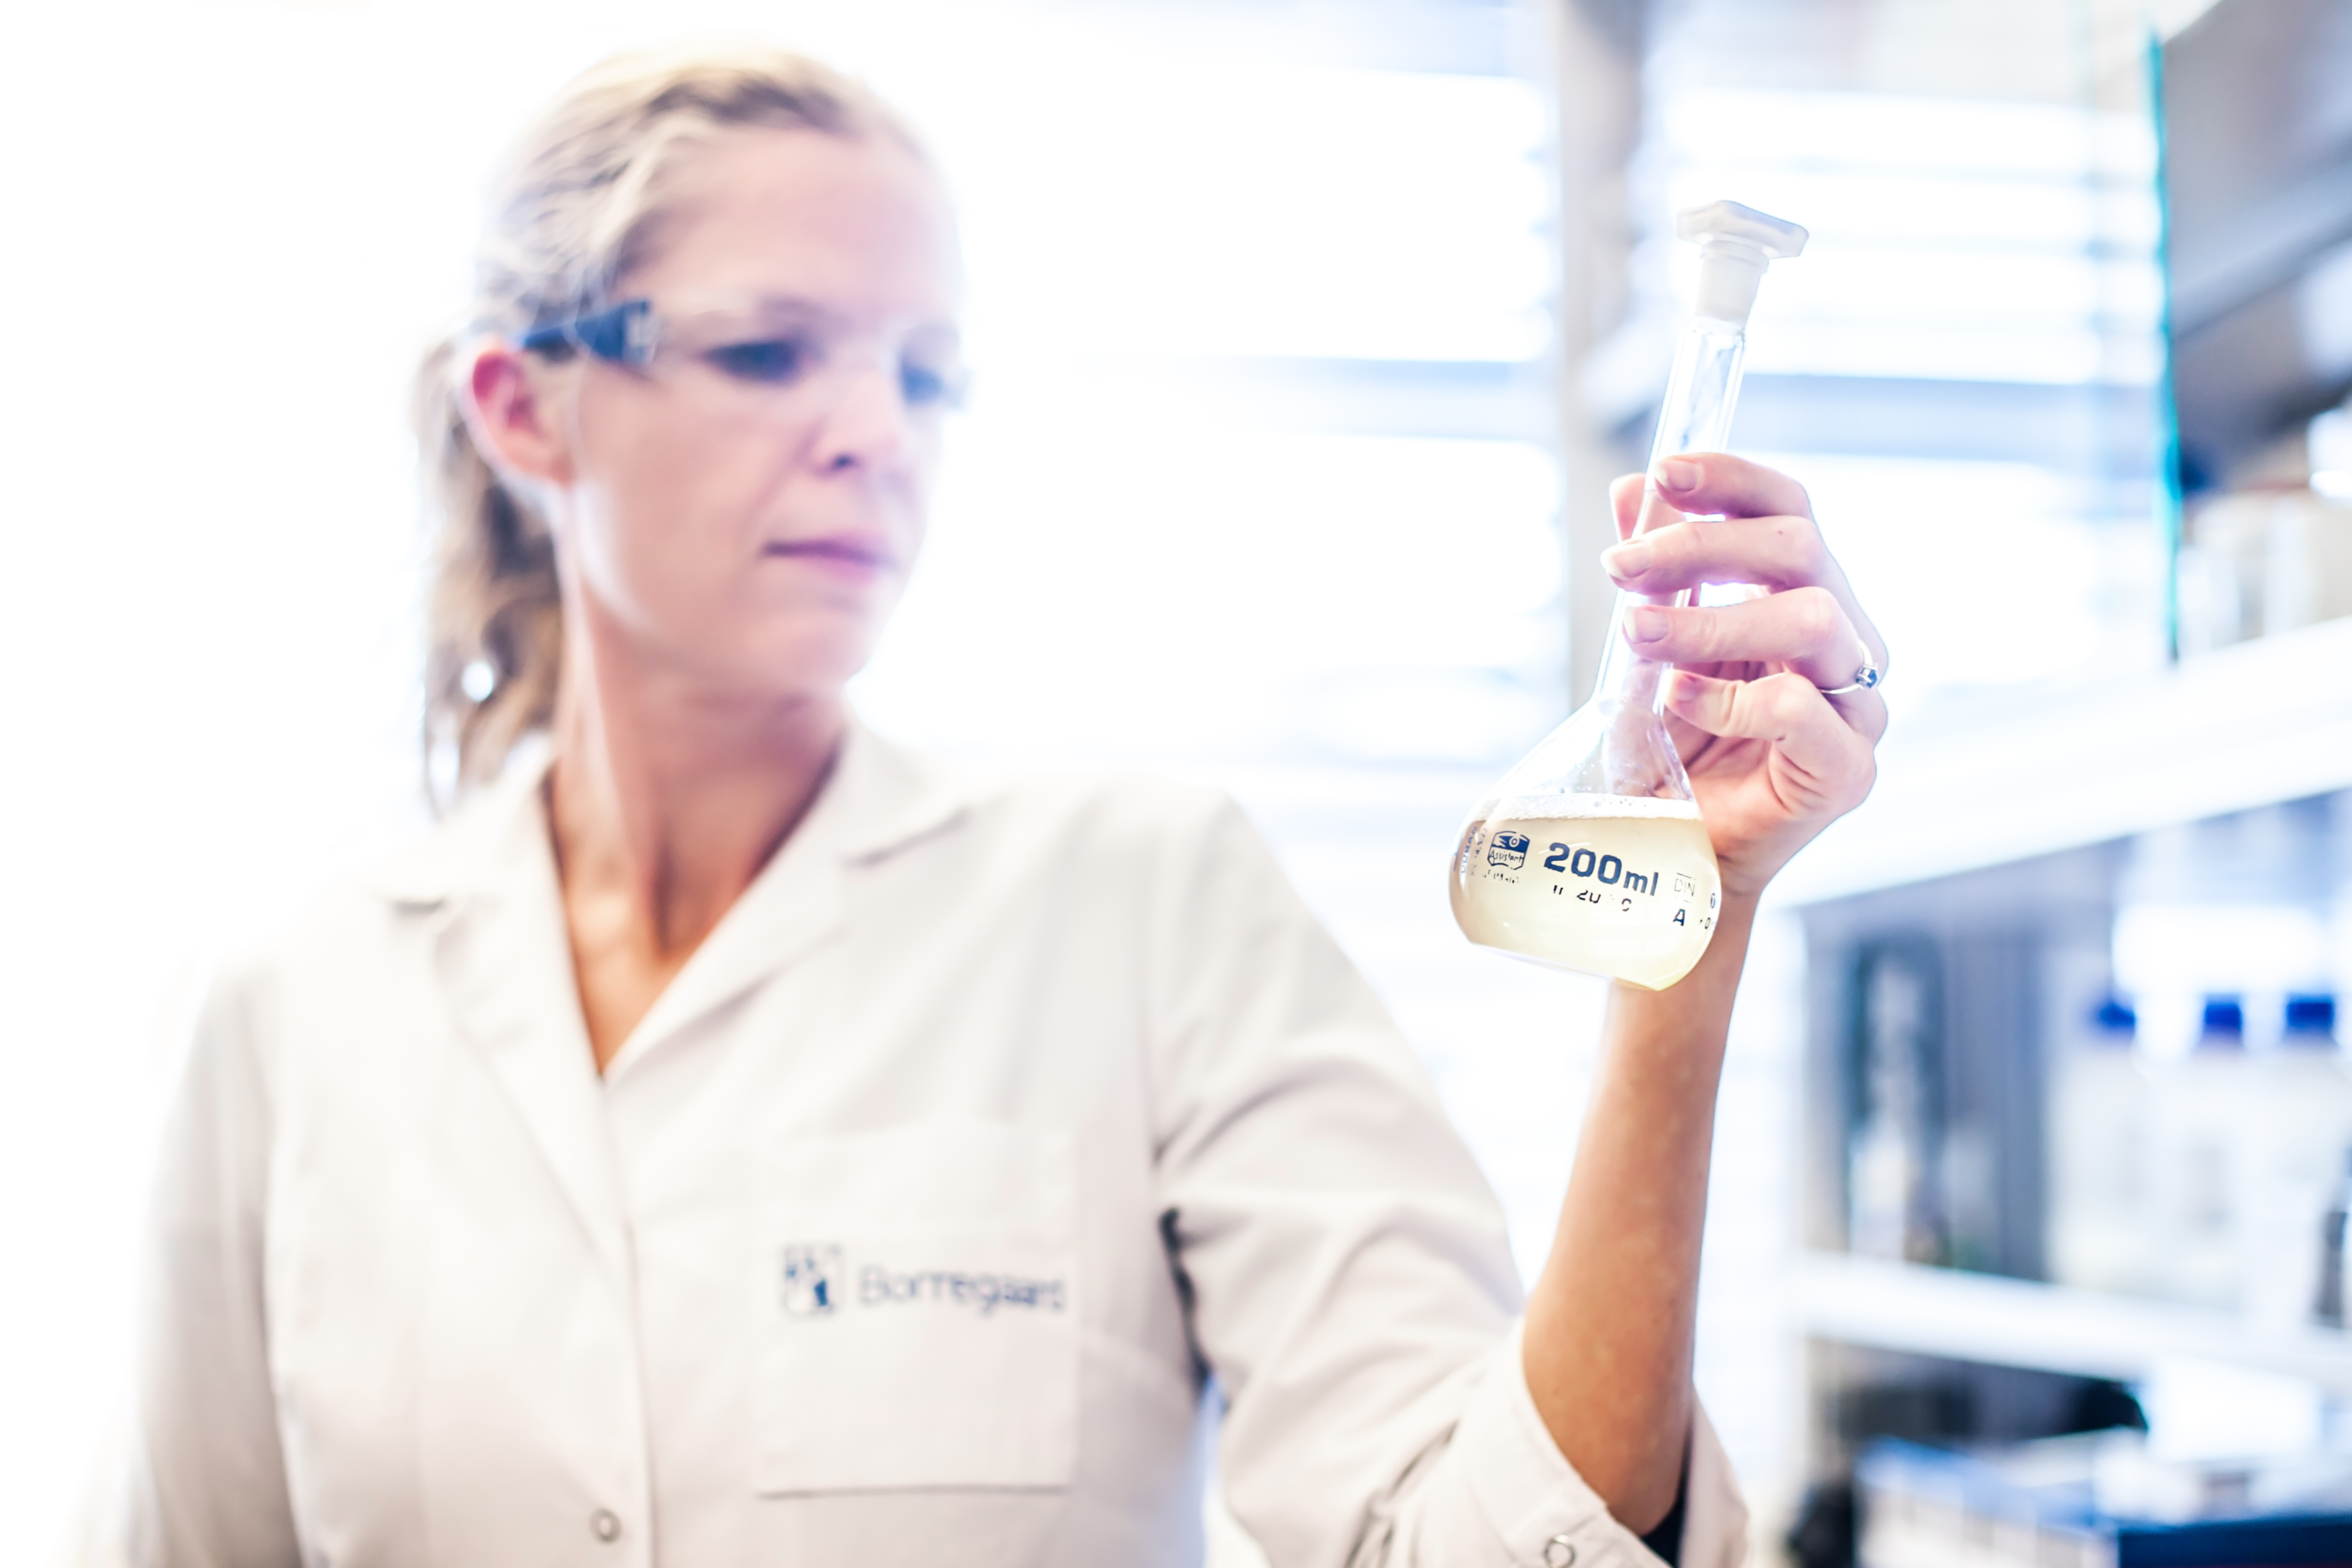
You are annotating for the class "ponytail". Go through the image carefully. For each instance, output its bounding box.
[414,333,564,804]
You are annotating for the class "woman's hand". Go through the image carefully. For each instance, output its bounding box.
[1602,454,1886,898]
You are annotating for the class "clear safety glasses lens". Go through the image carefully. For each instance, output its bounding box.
[520,300,966,415]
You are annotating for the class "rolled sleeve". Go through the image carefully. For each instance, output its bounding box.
[1389,1322,1747,1568]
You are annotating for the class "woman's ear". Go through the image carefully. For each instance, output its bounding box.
[462,342,573,493]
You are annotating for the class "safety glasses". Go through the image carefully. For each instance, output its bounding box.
[518,296,969,419]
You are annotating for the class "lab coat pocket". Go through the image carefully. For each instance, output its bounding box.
[754,1120,1078,1494]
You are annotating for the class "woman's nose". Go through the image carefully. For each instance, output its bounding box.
[810,359,917,474]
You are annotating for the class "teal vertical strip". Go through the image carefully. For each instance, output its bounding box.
[2149,23,2185,663]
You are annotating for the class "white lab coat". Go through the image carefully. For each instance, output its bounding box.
[123,721,1747,1568]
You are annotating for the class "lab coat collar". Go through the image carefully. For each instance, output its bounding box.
[366,714,975,909]
[598,717,977,1072]
[829,713,979,864]
[417,747,630,1281]
[371,717,977,1276]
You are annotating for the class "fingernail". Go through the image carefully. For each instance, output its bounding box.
[1602,539,1652,576]
[1625,605,1669,644]
[1663,669,1697,703]
[1655,457,1702,493]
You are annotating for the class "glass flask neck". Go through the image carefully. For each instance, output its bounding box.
[1587,317,1748,711]
[1646,316,1748,473]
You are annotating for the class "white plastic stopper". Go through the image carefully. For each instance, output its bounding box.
[1678,200,1808,326]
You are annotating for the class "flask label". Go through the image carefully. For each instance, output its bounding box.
[1450,805,1722,990]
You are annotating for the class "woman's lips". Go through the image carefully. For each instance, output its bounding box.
[762,537,897,575]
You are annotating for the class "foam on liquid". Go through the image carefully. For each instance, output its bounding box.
[1450,795,1722,991]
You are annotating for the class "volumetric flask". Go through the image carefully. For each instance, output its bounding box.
[1451,201,1807,990]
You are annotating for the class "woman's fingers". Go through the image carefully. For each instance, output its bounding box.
[1607,452,1813,540]
[1601,453,1888,673]
[1664,669,1879,807]
[1607,472,1647,543]
[1604,513,1835,596]
[1621,583,1853,674]
[1628,590,1889,742]
[1652,452,1813,523]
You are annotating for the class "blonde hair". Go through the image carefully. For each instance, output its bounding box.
[414,42,926,800]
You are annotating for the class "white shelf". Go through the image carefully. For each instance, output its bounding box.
[1795,1251,2352,1395]
[1771,618,2352,906]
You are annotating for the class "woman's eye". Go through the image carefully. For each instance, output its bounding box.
[704,337,810,384]
[900,362,956,408]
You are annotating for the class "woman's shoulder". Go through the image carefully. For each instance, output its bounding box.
[214,764,544,991]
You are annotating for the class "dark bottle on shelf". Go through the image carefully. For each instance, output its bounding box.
[2318,1150,2352,1329]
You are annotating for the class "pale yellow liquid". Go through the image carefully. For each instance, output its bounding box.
[1450,803,1722,990]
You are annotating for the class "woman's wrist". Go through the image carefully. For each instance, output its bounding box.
[1711,887,1761,948]
[1610,887,1756,1018]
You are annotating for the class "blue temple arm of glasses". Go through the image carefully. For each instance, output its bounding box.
[517,299,653,365]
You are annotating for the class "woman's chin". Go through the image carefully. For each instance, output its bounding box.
[732,627,883,703]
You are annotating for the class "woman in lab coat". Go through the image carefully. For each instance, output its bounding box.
[125,43,1886,1568]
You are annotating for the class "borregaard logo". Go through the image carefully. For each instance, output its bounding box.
[1488,831,1530,870]
[780,1243,842,1317]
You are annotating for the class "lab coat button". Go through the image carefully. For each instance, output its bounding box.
[1543,1536,1576,1568]
[591,1509,623,1543]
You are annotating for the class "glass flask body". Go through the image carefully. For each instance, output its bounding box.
[1449,318,1747,990]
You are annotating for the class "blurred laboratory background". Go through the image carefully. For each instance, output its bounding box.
[5,0,2352,1563]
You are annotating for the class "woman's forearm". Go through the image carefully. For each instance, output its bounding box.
[1519,890,1757,1533]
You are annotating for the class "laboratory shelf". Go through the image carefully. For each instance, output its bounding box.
[1773,616,2352,907]
[1794,1250,2352,1396]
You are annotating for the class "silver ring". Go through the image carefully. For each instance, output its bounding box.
[1817,663,1880,697]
